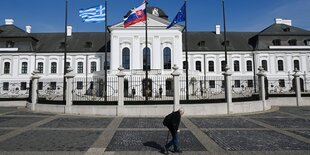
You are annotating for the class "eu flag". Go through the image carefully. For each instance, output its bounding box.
[167,3,186,29]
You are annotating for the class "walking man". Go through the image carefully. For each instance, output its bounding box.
[163,108,184,154]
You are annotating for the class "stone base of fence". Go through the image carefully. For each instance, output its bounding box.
[29,98,309,116]
[0,101,27,107]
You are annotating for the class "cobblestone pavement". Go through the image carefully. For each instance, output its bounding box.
[0,106,309,155]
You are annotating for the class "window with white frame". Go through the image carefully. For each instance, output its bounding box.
[262,60,268,71]
[221,61,226,72]
[122,48,130,69]
[3,62,10,74]
[91,61,97,73]
[163,47,171,69]
[196,61,201,72]
[208,61,214,72]
[183,61,187,70]
[143,47,151,70]
[21,62,28,74]
[234,60,240,72]
[38,62,44,73]
[246,60,252,71]
[294,60,300,71]
[77,62,83,73]
[277,60,284,71]
[3,82,9,91]
[51,62,57,73]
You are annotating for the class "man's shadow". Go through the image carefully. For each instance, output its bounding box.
[143,141,166,153]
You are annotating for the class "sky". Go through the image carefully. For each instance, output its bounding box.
[0,0,309,33]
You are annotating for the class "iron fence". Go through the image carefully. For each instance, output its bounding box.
[0,80,30,98]
[124,75,174,102]
[180,76,256,100]
[72,76,118,102]
[37,78,64,101]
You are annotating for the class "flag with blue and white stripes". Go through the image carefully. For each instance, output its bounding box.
[79,5,105,23]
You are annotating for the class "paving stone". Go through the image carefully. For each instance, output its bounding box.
[5,111,54,116]
[0,130,102,151]
[245,111,292,118]
[289,130,310,139]
[0,107,16,114]
[0,117,46,127]
[190,117,263,128]
[0,129,11,136]
[280,107,310,116]
[39,117,113,128]
[119,118,186,128]
[106,130,206,151]
[252,118,310,128]
[205,130,310,151]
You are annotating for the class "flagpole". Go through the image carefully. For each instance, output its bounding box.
[104,0,108,101]
[63,0,68,102]
[185,0,189,101]
[222,0,228,101]
[145,0,149,101]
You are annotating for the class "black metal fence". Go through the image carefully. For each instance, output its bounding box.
[37,78,64,102]
[180,76,257,101]
[72,76,118,104]
[123,75,174,102]
[0,80,30,99]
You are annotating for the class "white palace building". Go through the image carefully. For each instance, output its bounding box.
[0,7,310,115]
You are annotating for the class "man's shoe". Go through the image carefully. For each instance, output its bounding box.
[164,145,169,154]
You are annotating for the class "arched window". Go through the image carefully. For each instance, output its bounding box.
[91,62,97,73]
[208,61,214,72]
[163,47,171,69]
[77,62,83,73]
[221,61,226,72]
[234,60,240,72]
[288,39,297,46]
[246,60,252,71]
[122,48,130,69]
[196,61,201,72]
[4,62,10,74]
[294,60,300,71]
[38,62,44,73]
[262,60,268,71]
[277,60,284,71]
[51,62,57,73]
[21,62,28,74]
[143,47,151,70]
[66,62,70,70]
[272,39,281,46]
[183,61,187,70]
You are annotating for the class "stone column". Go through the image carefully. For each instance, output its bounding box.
[293,68,302,106]
[257,66,267,110]
[65,67,75,114]
[222,66,233,114]
[117,67,126,116]
[171,65,181,111]
[30,70,40,111]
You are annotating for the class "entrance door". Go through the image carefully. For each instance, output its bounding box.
[142,78,152,97]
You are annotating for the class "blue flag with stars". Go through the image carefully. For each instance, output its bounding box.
[167,3,186,29]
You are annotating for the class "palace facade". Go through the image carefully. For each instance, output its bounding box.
[0,7,310,94]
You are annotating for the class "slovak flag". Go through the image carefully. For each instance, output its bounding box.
[124,3,146,28]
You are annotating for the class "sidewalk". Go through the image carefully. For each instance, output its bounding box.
[0,106,309,155]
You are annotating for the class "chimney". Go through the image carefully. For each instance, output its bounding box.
[67,26,72,37]
[5,19,14,25]
[216,25,221,35]
[275,18,292,26]
[26,25,31,33]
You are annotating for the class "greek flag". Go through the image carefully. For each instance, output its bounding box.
[79,5,105,23]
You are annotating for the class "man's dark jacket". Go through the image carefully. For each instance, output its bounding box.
[165,111,181,135]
